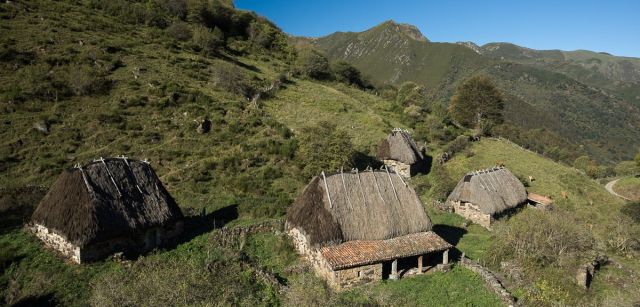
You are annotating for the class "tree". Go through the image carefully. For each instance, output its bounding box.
[296,122,355,179]
[293,48,331,80]
[192,25,224,54]
[449,75,504,134]
[331,61,362,86]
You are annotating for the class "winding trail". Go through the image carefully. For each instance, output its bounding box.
[605,178,632,201]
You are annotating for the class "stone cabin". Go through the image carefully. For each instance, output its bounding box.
[446,167,527,229]
[377,129,427,178]
[29,157,184,263]
[286,168,452,290]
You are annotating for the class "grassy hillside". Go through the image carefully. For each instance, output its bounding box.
[613,177,640,201]
[433,138,640,305]
[311,22,640,162]
[0,1,504,305]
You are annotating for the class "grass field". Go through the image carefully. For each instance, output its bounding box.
[613,177,640,201]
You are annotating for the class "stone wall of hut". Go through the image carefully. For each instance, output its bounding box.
[30,221,183,263]
[30,223,82,263]
[383,160,412,178]
[452,201,493,229]
[287,227,384,290]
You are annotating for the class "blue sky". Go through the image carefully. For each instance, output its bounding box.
[235,0,640,57]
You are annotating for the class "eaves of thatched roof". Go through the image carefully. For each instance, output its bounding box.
[31,157,183,247]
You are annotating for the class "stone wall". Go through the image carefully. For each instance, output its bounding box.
[332,263,382,290]
[461,257,516,307]
[30,223,82,263]
[452,201,493,229]
[383,159,412,178]
[30,221,183,263]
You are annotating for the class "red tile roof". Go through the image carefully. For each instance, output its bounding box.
[527,193,553,205]
[320,231,452,270]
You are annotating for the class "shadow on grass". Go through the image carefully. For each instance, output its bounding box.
[10,293,57,307]
[177,204,239,245]
[432,224,467,261]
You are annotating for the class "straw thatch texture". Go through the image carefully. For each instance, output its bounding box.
[377,130,424,165]
[287,170,432,246]
[31,158,183,247]
[447,167,527,215]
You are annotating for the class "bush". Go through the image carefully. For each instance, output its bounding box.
[430,166,456,201]
[487,209,594,267]
[165,21,192,41]
[331,61,363,86]
[296,121,355,179]
[192,25,224,54]
[293,48,331,80]
[210,62,256,98]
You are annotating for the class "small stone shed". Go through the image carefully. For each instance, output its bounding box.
[377,129,426,178]
[30,157,184,263]
[446,167,527,229]
[286,169,452,290]
[527,192,554,210]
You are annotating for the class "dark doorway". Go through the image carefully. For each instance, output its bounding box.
[382,261,392,280]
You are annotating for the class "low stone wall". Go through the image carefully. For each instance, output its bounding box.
[452,201,493,229]
[461,257,516,306]
[332,263,382,290]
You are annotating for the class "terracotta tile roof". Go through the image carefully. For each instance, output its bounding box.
[320,231,452,270]
[527,193,553,205]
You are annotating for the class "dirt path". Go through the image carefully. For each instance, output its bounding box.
[605,178,632,201]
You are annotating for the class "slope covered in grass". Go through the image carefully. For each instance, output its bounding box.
[614,177,640,201]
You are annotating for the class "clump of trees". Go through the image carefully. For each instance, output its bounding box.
[293,47,332,80]
[295,121,355,179]
[449,75,504,135]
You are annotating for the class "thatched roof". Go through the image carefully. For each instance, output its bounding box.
[377,129,424,165]
[31,157,183,247]
[320,231,451,270]
[286,169,432,247]
[447,167,527,215]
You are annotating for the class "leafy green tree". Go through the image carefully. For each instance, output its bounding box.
[449,75,504,134]
[294,48,331,80]
[331,61,362,86]
[296,121,355,179]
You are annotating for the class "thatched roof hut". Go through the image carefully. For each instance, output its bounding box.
[377,129,424,165]
[287,169,432,247]
[31,157,183,248]
[447,167,527,215]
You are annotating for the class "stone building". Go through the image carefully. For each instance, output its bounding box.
[286,168,452,290]
[446,167,527,229]
[29,157,184,263]
[377,129,427,178]
[527,192,554,210]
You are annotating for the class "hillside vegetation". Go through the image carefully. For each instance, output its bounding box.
[310,21,640,162]
[1,1,639,306]
[0,1,501,305]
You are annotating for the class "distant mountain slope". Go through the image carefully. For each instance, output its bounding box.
[309,21,640,161]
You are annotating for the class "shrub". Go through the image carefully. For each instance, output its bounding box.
[430,166,456,201]
[487,209,594,267]
[66,64,112,96]
[296,121,355,179]
[293,48,331,80]
[192,25,224,54]
[331,61,363,86]
[210,62,256,98]
[165,21,192,41]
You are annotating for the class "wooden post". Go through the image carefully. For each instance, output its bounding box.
[390,259,398,280]
[418,255,423,273]
[443,249,449,265]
